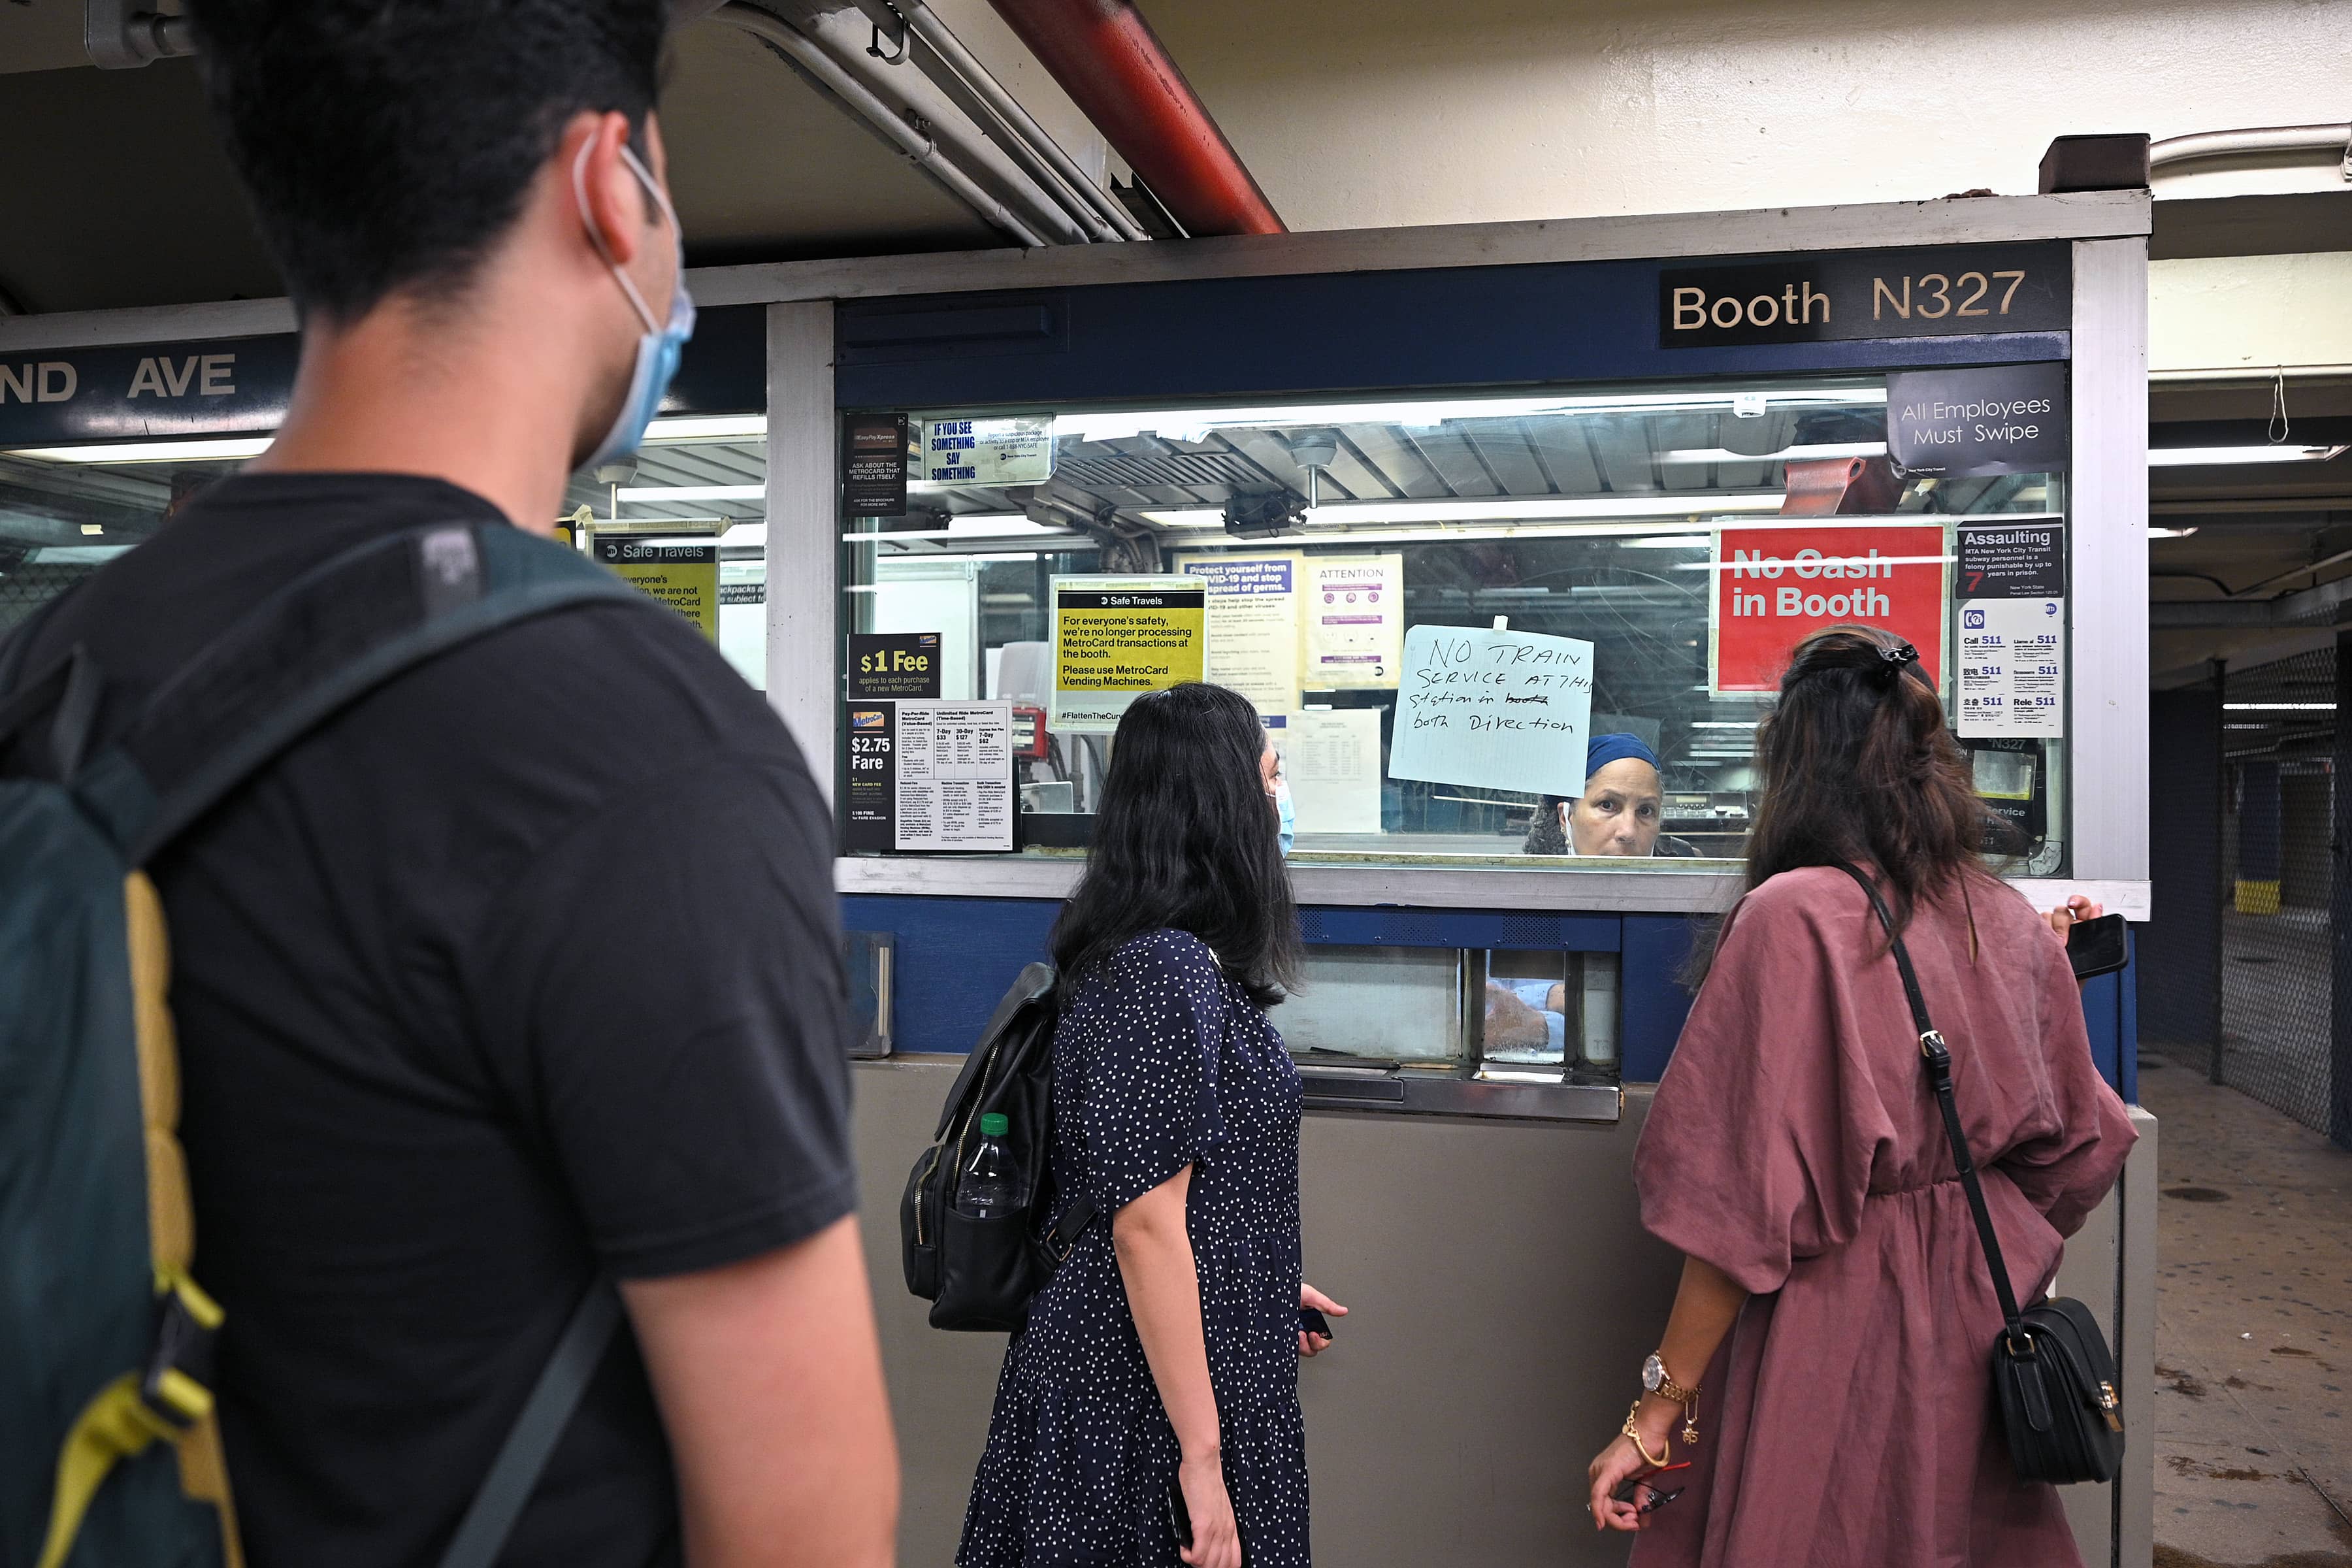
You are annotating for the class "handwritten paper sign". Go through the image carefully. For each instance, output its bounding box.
[1386,625,1594,796]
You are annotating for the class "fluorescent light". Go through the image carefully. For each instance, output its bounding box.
[1658,443,1887,465]
[1138,495,1786,528]
[1620,535,1714,549]
[948,514,1059,535]
[617,484,764,502]
[5,435,272,464]
[642,414,765,442]
[2148,444,2347,466]
[2148,526,2198,538]
[1055,389,1884,444]
[2225,702,2336,711]
[1690,721,1759,728]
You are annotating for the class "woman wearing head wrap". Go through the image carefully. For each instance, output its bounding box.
[1524,732,1693,858]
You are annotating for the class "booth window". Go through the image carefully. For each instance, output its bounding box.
[839,374,2072,874]
[0,417,772,690]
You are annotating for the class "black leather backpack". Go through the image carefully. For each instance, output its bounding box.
[900,964,1096,1332]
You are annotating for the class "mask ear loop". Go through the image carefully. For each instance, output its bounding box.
[572,134,673,336]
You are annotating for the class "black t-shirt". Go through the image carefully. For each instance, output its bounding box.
[5,474,855,1567]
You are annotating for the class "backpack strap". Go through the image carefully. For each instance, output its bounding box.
[67,521,643,866]
[434,1281,625,1568]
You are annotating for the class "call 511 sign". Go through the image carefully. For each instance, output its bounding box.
[1710,524,1948,694]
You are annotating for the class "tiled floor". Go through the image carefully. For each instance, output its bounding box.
[2138,1051,2352,1568]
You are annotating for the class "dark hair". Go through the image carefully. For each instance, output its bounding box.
[1523,796,1568,855]
[1050,683,1302,1009]
[186,0,666,323]
[1716,626,2007,966]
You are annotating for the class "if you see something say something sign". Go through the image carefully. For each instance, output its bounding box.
[1386,624,1595,797]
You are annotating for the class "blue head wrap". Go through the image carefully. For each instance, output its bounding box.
[1583,732,1659,782]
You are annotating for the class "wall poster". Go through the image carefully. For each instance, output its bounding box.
[1177,551,1303,718]
[1050,576,1208,732]
[1303,555,1405,689]
[843,699,1015,851]
[1710,523,1948,694]
[594,533,717,640]
[1955,598,2065,738]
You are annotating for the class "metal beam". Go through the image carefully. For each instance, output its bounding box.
[2151,573,2352,627]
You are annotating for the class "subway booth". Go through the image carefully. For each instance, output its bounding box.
[0,189,2156,1566]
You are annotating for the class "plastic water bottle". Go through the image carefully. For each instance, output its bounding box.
[955,1112,1027,1219]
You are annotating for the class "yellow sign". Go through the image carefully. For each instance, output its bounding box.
[595,534,718,640]
[1051,575,1207,732]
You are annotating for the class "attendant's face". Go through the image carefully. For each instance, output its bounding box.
[1562,759,1663,857]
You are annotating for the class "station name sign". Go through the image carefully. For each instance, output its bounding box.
[0,305,768,449]
[1658,243,2069,348]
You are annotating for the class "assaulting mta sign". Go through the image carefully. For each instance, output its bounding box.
[1710,524,1948,693]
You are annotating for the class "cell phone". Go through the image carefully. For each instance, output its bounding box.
[1298,1306,1332,1339]
[1169,1476,1192,1548]
[1612,1463,1690,1515]
[2066,911,2129,981]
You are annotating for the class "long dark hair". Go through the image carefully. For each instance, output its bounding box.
[1050,682,1303,1008]
[1700,625,2008,976]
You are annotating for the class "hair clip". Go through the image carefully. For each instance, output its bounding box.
[1873,643,1920,685]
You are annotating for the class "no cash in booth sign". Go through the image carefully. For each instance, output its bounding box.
[1710,523,1948,694]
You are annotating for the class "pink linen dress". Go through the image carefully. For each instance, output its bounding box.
[1630,865,2136,1567]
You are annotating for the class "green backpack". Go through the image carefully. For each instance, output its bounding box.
[0,522,642,1568]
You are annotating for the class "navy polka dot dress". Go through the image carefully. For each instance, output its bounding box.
[957,928,1309,1567]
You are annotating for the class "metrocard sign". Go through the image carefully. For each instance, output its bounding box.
[1708,523,1948,694]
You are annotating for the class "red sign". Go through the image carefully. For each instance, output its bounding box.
[1710,523,1948,693]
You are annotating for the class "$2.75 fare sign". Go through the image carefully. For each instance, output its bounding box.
[1710,523,1948,693]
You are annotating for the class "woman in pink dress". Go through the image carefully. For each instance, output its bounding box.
[1584,626,2136,1567]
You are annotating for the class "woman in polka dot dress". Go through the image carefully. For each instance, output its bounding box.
[958,682,1345,1568]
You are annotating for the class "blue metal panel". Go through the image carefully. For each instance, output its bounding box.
[1619,914,1699,1083]
[841,893,1059,1054]
[1298,906,1618,952]
[2078,933,2134,1098]
[835,262,2068,410]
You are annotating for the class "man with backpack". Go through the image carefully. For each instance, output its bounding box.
[0,3,896,1565]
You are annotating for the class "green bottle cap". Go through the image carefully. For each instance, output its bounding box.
[979,1112,1009,1137]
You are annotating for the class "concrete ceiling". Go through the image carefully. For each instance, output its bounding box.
[0,3,1006,314]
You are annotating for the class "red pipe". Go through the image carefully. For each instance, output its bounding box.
[985,0,1284,237]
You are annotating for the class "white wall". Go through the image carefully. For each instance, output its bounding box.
[1132,0,2351,229]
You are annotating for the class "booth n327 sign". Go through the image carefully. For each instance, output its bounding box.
[1710,524,1949,693]
[1658,244,2068,346]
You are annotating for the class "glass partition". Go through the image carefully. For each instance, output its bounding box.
[0,416,770,685]
[840,374,2071,874]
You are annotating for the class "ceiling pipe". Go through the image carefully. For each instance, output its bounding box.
[716,4,1051,248]
[2151,123,2351,176]
[881,0,1147,242]
[981,0,1283,237]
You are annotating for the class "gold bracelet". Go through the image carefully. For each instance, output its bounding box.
[1622,1400,1671,1468]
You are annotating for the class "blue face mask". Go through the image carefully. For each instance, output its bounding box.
[574,140,696,470]
[1275,777,1296,857]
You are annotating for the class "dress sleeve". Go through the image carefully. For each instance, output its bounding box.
[1074,932,1228,1217]
[1995,944,2139,1238]
[1635,890,1891,1295]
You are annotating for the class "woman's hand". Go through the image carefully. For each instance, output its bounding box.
[2044,894,2102,943]
[1299,1282,1347,1357]
[1177,1448,1241,1568]
[1586,1397,1678,1533]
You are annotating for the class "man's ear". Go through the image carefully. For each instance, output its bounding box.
[572,110,651,269]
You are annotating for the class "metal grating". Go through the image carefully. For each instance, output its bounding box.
[2215,647,2339,1136]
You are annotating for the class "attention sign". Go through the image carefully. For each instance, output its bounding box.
[1710,523,1948,693]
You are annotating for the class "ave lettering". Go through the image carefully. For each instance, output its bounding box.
[126,352,237,399]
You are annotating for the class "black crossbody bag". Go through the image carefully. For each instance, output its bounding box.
[1834,864,2125,1486]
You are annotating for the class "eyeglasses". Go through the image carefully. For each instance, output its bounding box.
[1612,1460,1692,1516]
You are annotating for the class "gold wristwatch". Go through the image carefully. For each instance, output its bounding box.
[1642,1352,1702,1446]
